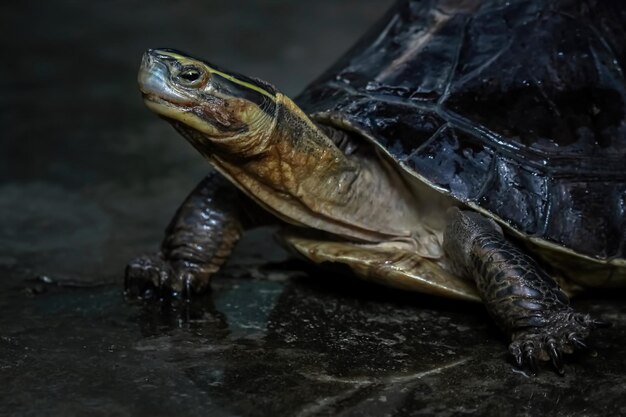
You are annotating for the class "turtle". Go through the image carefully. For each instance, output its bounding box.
[126,0,626,374]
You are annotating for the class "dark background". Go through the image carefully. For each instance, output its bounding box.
[1,1,625,416]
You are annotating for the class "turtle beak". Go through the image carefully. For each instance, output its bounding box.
[138,49,189,104]
[138,50,162,96]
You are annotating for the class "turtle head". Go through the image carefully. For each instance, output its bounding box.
[137,50,418,243]
[138,48,278,157]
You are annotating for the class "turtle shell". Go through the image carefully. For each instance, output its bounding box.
[296,0,626,263]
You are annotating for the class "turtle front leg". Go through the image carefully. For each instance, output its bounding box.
[126,172,249,299]
[443,207,605,374]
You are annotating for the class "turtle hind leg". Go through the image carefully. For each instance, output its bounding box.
[125,172,251,300]
[443,207,607,374]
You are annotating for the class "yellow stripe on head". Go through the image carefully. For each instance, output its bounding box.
[154,49,276,101]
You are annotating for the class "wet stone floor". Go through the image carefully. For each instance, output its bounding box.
[2,1,626,416]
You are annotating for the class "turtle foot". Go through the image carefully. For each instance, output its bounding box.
[508,310,608,375]
[124,253,210,300]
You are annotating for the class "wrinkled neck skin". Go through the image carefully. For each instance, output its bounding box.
[203,93,428,248]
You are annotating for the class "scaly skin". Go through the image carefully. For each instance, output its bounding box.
[444,208,606,374]
[125,172,244,299]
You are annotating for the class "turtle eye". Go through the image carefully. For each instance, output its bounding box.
[177,66,204,86]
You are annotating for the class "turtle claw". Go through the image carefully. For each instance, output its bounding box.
[124,254,168,299]
[547,340,564,375]
[125,253,210,300]
[509,310,607,375]
[522,342,538,375]
[568,334,588,350]
[510,343,523,368]
[590,319,611,329]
